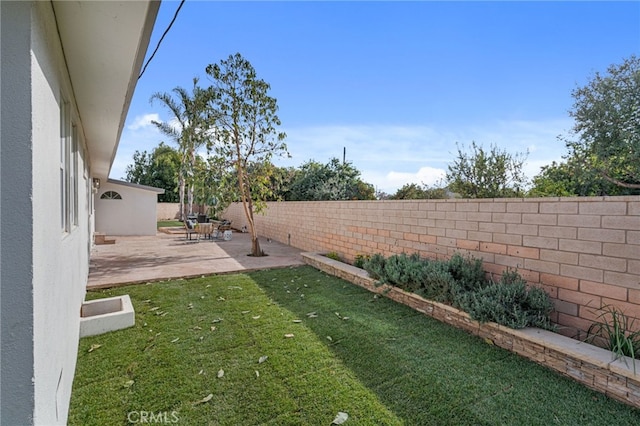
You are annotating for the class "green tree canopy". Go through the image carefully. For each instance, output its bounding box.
[563,54,640,193]
[205,53,288,256]
[390,182,448,200]
[445,142,528,198]
[287,158,375,201]
[125,142,180,202]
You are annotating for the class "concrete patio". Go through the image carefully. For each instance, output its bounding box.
[87,228,304,289]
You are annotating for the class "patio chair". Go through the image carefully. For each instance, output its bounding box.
[184,220,199,241]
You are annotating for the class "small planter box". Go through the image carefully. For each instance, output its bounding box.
[302,252,640,409]
[80,295,135,337]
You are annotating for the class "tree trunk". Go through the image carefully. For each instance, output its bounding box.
[251,233,262,257]
[178,174,186,221]
[187,184,194,216]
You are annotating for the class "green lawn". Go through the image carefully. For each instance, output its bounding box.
[157,220,183,228]
[70,266,640,425]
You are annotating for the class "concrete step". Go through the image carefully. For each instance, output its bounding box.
[94,232,116,245]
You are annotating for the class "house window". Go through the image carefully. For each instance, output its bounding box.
[100,191,122,200]
[60,98,80,232]
[71,125,79,226]
[60,100,70,232]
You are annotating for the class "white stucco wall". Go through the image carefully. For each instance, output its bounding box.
[2,2,158,424]
[1,2,36,423]
[95,181,161,236]
[2,2,91,424]
[31,3,92,424]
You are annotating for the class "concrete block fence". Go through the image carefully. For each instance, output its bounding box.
[157,203,207,220]
[223,197,640,338]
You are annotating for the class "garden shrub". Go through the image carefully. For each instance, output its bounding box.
[417,261,457,303]
[458,270,554,330]
[364,253,386,281]
[326,251,342,262]
[363,252,554,330]
[382,253,426,293]
[446,253,486,293]
[353,254,370,269]
[586,304,640,363]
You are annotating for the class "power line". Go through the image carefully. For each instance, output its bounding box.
[138,0,186,80]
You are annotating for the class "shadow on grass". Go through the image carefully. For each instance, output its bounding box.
[250,266,640,426]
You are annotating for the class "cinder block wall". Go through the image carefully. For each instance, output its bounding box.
[224,197,640,338]
[156,203,207,221]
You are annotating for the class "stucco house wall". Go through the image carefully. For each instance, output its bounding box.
[96,179,164,236]
[0,2,159,424]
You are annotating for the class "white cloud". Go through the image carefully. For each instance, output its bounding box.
[127,113,161,130]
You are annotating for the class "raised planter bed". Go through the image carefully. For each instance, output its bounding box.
[302,252,640,409]
[80,295,135,337]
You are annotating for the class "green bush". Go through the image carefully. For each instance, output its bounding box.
[446,253,486,294]
[418,261,457,303]
[326,251,341,261]
[363,253,386,281]
[363,252,554,330]
[382,253,427,293]
[353,254,370,269]
[586,305,640,364]
[458,270,554,330]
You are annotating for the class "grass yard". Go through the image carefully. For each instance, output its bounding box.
[70,266,640,425]
[157,220,183,228]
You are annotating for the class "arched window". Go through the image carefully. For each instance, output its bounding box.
[100,191,122,200]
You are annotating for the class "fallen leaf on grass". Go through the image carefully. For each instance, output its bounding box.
[192,326,202,331]
[211,318,223,323]
[210,326,216,332]
[194,394,213,405]
[258,356,268,364]
[306,312,318,318]
[284,334,295,338]
[484,337,495,346]
[227,286,243,290]
[187,303,194,309]
[241,310,251,314]
[252,316,261,320]
[292,319,302,323]
[255,370,260,378]
[149,307,160,311]
[171,338,180,343]
[332,412,348,424]
[326,336,333,342]
[123,380,134,389]
[88,344,102,353]
[198,370,204,375]
[217,369,224,378]
[217,297,226,302]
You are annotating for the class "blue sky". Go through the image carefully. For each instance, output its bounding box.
[113,0,640,194]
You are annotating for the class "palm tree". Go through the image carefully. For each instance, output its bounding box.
[150,78,208,221]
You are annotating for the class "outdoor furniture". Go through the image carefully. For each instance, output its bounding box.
[196,222,214,240]
[184,220,199,241]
